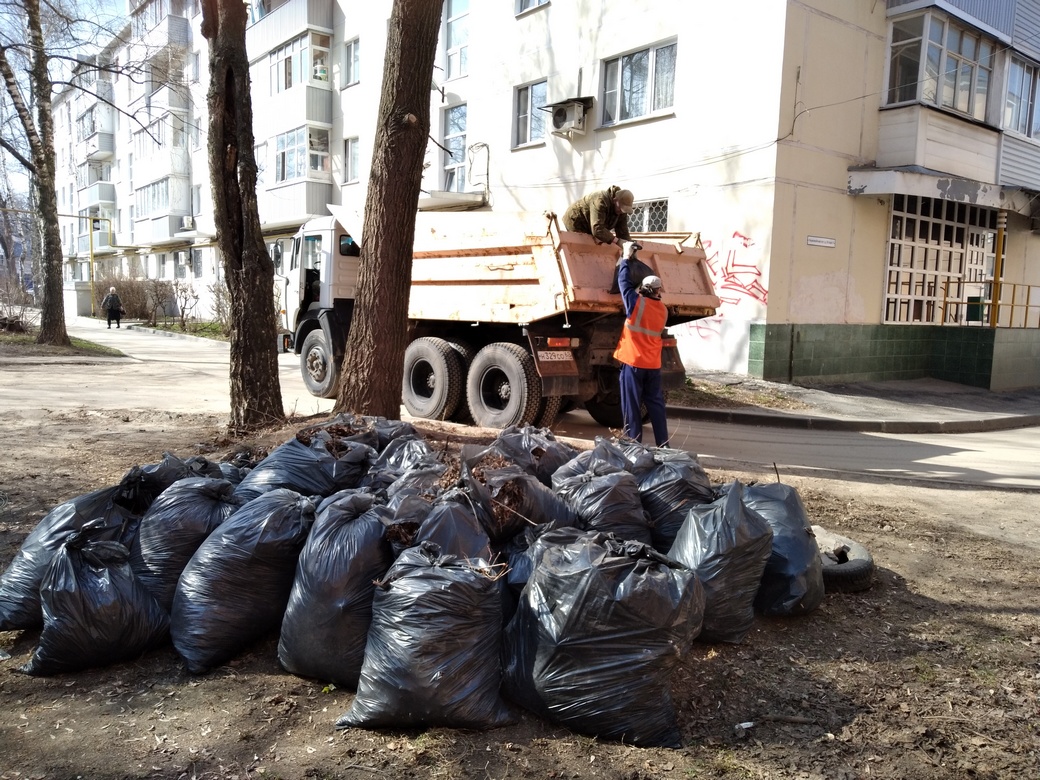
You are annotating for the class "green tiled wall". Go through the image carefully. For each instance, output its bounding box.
[748,323,1035,389]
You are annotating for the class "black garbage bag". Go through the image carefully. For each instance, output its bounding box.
[0,483,138,631]
[668,481,774,643]
[486,425,579,487]
[233,433,376,502]
[129,477,244,612]
[502,521,586,593]
[553,467,653,546]
[361,436,439,492]
[278,493,394,688]
[627,447,714,553]
[551,437,631,485]
[170,489,315,674]
[415,494,494,561]
[744,483,825,616]
[385,462,450,504]
[21,519,170,676]
[297,413,419,453]
[336,543,513,730]
[502,531,703,748]
[460,453,578,544]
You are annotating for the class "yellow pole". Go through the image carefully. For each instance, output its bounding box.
[88,218,96,317]
[989,210,1006,327]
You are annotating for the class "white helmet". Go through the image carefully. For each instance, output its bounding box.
[640,275,663,291]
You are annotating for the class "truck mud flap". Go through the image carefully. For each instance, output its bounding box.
[526,334,580,397]
[661,342,685,391]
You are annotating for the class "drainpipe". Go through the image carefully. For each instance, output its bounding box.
[989,210,1006,327]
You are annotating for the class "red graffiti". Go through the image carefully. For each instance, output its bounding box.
[702,232,767,307]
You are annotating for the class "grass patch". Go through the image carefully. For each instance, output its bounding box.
[149,320,229,341]
[0,331,124,358]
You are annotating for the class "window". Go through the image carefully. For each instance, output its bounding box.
[344,137,360,183]
[275,128,305,182]
[190,51,200,83]
[311,33,331,83]
[274,127,330,182]
[1005,57,1040,137]
[886,12,993,121]
[343,38,360,86]
[884,195,997,325]
[192,249,203,279]
[191,115,200,149]
[629,199,669,232]
[515,80,546,146]
[191,184,201,215]
[445,0,468,80]
[443,104,467,192]
[601,41,676,125]
[255,143,267,185]
[517,0,548,12]
[135,178,170,217]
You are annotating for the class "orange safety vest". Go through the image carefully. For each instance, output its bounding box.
[613,295,667,369]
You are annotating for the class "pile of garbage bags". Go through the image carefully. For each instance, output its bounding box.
[0,415,825,748]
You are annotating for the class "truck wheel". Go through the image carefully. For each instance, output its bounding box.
[467,342,542,429]
[535,395,563,429]
[402,337,463,421]
[445,340,475,424]
[583,396,624,429]
[300,330,340,399]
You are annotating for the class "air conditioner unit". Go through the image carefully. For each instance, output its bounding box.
[551,102,586,136]
[180,216,194,230]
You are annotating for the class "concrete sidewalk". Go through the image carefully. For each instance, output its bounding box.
[672,370,1040,434]
[15,315,1040,434]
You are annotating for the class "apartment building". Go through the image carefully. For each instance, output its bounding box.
[57,0,1040,390]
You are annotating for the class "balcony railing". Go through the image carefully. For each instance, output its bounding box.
[942,281,1040,328]
[80,181,116,207]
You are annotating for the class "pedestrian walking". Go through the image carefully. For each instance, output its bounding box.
[101,286,123,329]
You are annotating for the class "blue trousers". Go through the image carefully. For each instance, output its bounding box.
[619,363,669,447]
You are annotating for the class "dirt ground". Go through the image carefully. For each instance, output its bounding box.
[1,404,1038,780]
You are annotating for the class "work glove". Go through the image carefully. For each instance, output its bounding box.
[621,240,642,260]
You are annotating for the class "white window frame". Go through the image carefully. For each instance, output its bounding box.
[886,12,994,122]
[443,104,467,192]
[311,32,331,84]
[343,38,360,87]
[516,0,548,13]
[445,0,468,80]
[601,40,677,126]
[514,80,547,147]
[274,126,330,182]
[1004,56,1040,137]
[344,137,360,183]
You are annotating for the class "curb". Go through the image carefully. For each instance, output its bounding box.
[665,405,1040,435]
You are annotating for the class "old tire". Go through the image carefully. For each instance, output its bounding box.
[300,329,340,399]
[402,337,463,421]
[445,340,476,424]
[812,525,875,593]
[466,342,542,429]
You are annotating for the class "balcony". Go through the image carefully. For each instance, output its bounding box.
[135,14,190,57]
[76,229,115,255]
[80,181,116,208]
[135,83,190,116]
[135,214,190,246]
[876,105,999,183]
[247,0,333,57]
[84,131,115,161]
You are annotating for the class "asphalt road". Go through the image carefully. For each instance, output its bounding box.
[8,316,1040,491]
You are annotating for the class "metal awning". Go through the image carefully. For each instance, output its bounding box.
[847,165,1034,215]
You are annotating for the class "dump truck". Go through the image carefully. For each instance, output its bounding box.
[274,210,719,430]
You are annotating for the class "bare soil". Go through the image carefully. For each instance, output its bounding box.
[1,404,1038,779]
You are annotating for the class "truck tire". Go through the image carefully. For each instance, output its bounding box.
[466,342,542,429]
[402,337,463,421]
[300,329,340,399]
[535,395,563,429]
[445,340,476,424]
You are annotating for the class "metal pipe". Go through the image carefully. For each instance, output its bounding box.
[989,210,1007,327]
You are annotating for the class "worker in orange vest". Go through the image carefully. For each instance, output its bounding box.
[612,243,669,447]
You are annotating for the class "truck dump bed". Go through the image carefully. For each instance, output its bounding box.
[407,212,719,325]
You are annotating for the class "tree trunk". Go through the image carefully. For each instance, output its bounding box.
[201,0,284,435]
[24,0,69,346]
[334,0,444,420]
